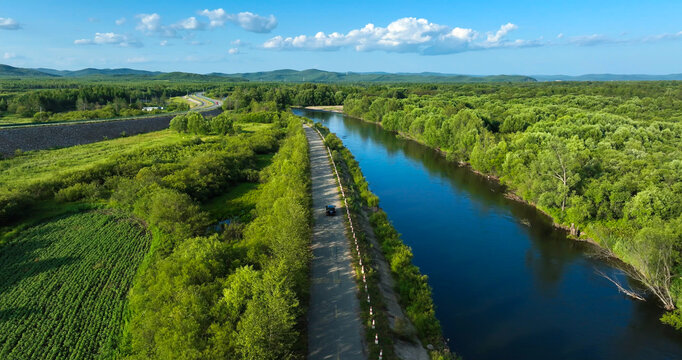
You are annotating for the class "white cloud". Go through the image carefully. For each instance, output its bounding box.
[231,39,246,46]
[487,23,517,43]
[564,31,682,47]
[159,40,169,46]
[3,52,17,59]
[642,30,682,43]
[175,16,205,30]
[199,9,277,33]
[136,13,161,32]
[199,9,228,28]
[135,13,209,37]
[228,48,239,55]
[0,17,21,30]
[136,13,176,37]
[263,17,534,55]
[74,32,142,47]
[557,33,564,39]
[115,17,126,26]
[568,34,620,46]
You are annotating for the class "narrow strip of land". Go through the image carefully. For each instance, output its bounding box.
[305,124,366,360]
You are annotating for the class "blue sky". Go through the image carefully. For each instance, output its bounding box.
[1,0,682,75]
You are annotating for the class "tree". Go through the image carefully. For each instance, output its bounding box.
[187,112,210,135]
[170,114,188,133]
[534,136,582,213]
[210,113,236,135]
[622,224,678,310]
[235,265,298,360]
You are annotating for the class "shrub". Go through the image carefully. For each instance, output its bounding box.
[55,182,102,202]
[169,114,188,133]
[210,113,236,135]
[187,112,210,135]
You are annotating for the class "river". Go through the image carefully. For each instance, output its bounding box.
[294,109,682,360]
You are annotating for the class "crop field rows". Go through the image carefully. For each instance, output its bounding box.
[0,211,150,360]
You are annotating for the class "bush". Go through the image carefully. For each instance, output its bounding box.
[187,112,210,135]
[55,182,102,202]
[210,113,236,135]
[133,188,209,246]
[169,114,188,133]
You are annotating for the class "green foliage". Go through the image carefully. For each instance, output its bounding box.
[210,112,236,135]
[55,181,103,202]
[124,115,311,359]
[187,112,210,134]
[169,114,188,133]
[0,211,149,360]
[339,81,682,327]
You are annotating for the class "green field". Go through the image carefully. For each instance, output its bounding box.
[0,112,33,125]
[0,130,186,190]
[0,211,150,360]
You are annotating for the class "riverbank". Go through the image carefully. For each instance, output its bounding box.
[306,118,455,360]
[304,105,344,113]
[321,107,663,307]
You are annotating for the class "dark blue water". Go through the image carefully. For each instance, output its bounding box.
[295,109,682,360]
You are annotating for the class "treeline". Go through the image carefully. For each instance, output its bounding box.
[1,83,198,121]
[206,83,362,111]
[341,82,682,326]
[169,111,287,136]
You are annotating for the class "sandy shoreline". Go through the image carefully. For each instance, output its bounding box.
[304,105,344,113]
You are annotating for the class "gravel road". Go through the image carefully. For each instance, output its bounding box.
[305,125,366,360]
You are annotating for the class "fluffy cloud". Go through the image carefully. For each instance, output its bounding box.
[115,17,126,26]
[487,23,517,43]
[0,17,21,30]
[175,16,204,31]
[136,13,161,32]
[228,48,239,55]
[263,17,535,55]
[135,13,207,37]
[74,32,142,47]
[199,9,277,33]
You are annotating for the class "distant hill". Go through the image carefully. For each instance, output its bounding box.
[33,67,163,77]
[216,69,537,83]
[0,64,59,78]
[0,65,244,81]
[533,74,682,81]
[4,63,682,83]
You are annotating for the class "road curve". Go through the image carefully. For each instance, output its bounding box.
[305,124,366,360]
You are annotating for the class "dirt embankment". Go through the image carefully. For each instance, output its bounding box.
[0,109,221,158]
[304,105,344,113]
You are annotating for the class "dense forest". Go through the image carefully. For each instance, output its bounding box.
[0,81,205,124]
[339,81,682,326]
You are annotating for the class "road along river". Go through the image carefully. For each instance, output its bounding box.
[294,108,682,360]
